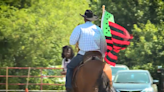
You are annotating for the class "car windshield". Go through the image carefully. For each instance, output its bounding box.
[111,67,128,75]
[114,72,150,83]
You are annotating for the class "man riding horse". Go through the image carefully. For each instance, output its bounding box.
[65,10,107,92]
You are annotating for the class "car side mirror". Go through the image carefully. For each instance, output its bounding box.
[153,80,159,84]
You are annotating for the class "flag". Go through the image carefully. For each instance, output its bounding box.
[104,21,133,66]
[101,10,133,66]
[101,10,115,37]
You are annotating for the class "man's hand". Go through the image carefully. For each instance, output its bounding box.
[76,43,80,52]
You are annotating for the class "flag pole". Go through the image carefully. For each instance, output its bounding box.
[101,5,106,62]
[101,5,105,30]
[102,5,105,13]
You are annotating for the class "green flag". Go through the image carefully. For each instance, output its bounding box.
[101,10,115,37]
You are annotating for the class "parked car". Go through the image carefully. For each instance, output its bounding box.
[111,64,129,80]
[113,70,158,92]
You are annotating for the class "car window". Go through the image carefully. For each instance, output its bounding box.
[111,67,128,75]
[114,72,150,83]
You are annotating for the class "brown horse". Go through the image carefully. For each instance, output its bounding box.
[72,51,114,92]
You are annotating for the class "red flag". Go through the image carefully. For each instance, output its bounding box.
[104,21,133,66]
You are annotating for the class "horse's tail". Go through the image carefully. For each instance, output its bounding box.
[97,70,111,92]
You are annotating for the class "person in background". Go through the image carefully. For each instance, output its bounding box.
[61,45,74,72]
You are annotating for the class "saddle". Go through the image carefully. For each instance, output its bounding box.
[81,51,103,64]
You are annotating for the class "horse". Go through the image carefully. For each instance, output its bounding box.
[72,51,114,92]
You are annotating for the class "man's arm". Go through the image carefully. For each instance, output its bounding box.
[69,26,81,45]
[97,26,107,57]
[100,31,107,57]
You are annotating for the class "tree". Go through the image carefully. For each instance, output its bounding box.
[0,0,89,89]
[118,21,164,78]
[90,0,164,33]
[0,0,32,9]
[89,0,164,78]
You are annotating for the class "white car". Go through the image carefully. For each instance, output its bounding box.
[111,64,129,80]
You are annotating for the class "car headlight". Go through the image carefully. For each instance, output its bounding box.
[141,87,154,92]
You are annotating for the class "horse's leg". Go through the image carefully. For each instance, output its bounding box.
[103,64,112,86]
[103,64,116,92]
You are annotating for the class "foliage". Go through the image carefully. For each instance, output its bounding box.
[90,0,164,79]
[90,0,164,33]
[0,0,89,90]
[0,0,164,90]
[118,21,164,66]
[118,21,164,79]
[0,0,32,9]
